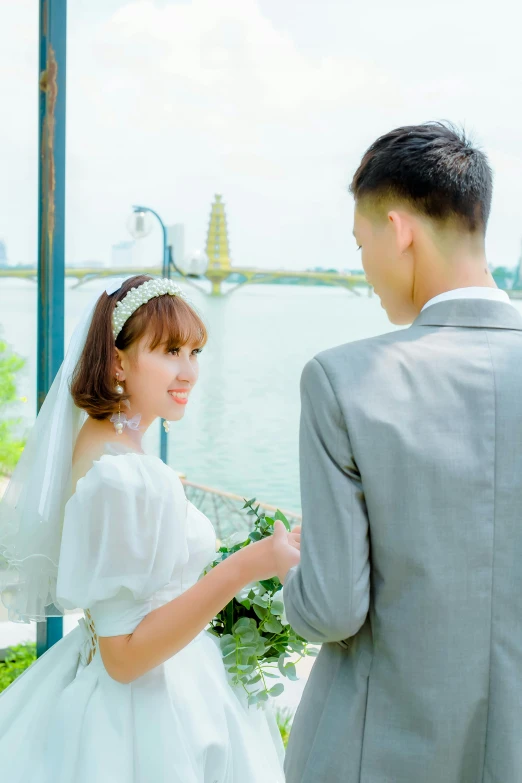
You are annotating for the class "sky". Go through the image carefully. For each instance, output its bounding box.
[1,0,521,271]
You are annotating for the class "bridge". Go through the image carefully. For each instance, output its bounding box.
[0,195,372,296]
[0,264,372,296]
[203,194,371,295]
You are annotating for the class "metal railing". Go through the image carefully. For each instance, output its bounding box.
[181,478,301,542]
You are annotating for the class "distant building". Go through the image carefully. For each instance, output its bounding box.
[0,240,8,267]
[111,240,135,269]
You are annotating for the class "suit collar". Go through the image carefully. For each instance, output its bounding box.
[410,297,522,331]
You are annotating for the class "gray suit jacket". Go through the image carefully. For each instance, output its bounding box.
[283,298,522,783]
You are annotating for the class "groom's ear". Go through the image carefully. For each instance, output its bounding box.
[387,210,413,255]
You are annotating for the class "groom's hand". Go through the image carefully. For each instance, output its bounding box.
[272,520,301,584]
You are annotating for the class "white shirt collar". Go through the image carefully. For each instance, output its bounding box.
[421,286,514,313]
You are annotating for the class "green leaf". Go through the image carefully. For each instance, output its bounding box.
[253,595,269,608]
[264,618,284,634]
[240,599,251,610]
[219,634,235,650]
[237,628,255,642]
[253,604,267,620]
[270,601,285,615]
[268,683,285,697]
[259,578,276,591]
[283,663,298,681]
[233,617,251,631]
[274,510,291,531]
[221,642,237,657]
[248,674,262,685]
[264,516,275,527]
[248,530,262,541]
[261,670,279,679]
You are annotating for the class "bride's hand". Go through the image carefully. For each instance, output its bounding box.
[236,522,301,584]
[273,521,301,583]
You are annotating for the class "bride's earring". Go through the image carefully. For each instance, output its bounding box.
[115,372,124,396]
[114,373,125,435]
[163,420,170,433]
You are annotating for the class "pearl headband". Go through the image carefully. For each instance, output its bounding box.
[111,278,191,341]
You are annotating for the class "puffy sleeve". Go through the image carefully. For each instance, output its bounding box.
[56,453,190,636]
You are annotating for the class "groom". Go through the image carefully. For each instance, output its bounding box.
[281,122,522,783]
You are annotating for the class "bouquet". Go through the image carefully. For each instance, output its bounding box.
[203,499,318,708]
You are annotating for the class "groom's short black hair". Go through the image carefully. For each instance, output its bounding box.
[350,122,492,233]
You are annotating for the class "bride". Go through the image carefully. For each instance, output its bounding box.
[0,274,300,782]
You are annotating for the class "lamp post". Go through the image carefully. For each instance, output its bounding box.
[127,205,183,464]
[129,205,169,278]
[128,205,185,278]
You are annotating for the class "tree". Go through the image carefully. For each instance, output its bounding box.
[0,337,26,476]
[491,266,515,290]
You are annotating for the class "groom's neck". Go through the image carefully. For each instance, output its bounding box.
[411,232,494,312]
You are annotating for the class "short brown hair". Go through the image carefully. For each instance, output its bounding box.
[70,274,208,419]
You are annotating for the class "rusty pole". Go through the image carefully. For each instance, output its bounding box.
[37,0,67,657]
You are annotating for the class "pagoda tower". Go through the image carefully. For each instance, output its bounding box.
[205,194,232,295]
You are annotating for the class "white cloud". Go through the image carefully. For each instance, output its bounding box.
[1,0,521,271]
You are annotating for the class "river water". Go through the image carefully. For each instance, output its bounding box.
[2,277,516,513]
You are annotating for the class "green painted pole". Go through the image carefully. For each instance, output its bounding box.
[36,0,67,657]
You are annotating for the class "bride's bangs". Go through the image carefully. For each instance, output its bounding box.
[140,294,208,352]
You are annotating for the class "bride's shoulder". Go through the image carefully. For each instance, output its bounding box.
[71,420,147,494]
[70,451,171,511]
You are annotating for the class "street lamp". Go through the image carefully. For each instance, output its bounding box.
[127,204,184,464]
[181,249,209,277]
[128,205,186,278]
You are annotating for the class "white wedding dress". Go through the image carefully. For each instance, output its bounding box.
[0,445,285,782]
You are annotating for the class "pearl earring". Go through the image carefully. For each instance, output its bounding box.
[114,374,124,435]
[115,372,124,396]
[163,420,170,433]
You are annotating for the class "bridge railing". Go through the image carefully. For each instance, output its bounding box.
[180,477,302,542]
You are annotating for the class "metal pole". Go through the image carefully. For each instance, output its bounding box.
[36,0,67,657]
[132,205,171,464]
[159,218,169,464]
